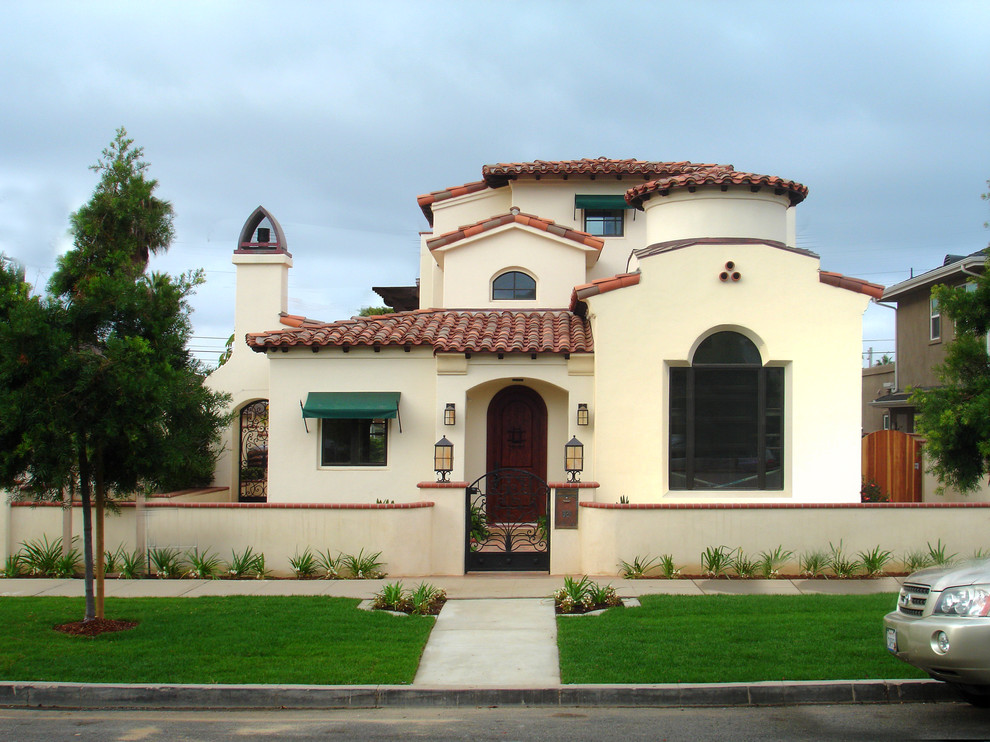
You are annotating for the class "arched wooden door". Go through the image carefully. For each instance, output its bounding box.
[486,385,548,521]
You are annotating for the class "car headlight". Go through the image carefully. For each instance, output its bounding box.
[933,585,990,617]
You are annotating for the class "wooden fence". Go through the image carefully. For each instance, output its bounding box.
[862,429,922,502]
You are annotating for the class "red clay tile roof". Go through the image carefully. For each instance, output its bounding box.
[416,180,491,226]
[569,272,641,311]
[426,211,604,253]
[818,271,885,299]
[481,158,723,187]
[248,309,593,354]
[625,168,809,207]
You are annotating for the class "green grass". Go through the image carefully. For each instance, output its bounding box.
[557,593,927,684]
[0,596,434,685]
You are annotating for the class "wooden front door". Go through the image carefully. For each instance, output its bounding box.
[486,385,548,520]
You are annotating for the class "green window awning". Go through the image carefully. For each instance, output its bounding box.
[301,392,400,420]
[574,194,633,210]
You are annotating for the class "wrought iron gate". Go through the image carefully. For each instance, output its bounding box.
[465,468,550,572]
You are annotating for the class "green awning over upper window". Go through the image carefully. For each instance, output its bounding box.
[574,195,633,210]
[301,392,400,419]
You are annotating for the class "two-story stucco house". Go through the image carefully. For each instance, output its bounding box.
[869,251,990,502]
[202,157,883,574]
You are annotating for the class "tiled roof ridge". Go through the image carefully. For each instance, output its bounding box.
[416,180,491,226]
[625,167,809,207]
[248,308,593,354]
[569,272,641,312]
[482,157,724,184]
[818,271,885,299]
[426,210,604,252]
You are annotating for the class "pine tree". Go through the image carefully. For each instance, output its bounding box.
[0,129,229,620]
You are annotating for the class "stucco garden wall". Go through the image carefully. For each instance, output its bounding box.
[6,497,990,578]
[6,500,436,577]
[577,502,990,575]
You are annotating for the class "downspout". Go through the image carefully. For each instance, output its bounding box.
[872,300,898,393]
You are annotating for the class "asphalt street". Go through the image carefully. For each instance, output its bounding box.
[3,704,990,742]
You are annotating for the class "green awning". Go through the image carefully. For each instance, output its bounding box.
[301,392,400,420]
[574,194,633,210]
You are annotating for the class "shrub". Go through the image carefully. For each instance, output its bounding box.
[316,549,343,579]
[732,550,759,579]
[2,553,23,578]
[185,547,223,579]
[226,547,262,579]
[341,549,386,579]
[828,541,862,578]
[149,547,184,579]
[860,478,888,503]
[701,545,737,578]
[118,549,145,579]
[857,546,893,577]
[658,554,682,579]
[618,555,659,579]
[901,549,933,574]
[289,548,319,579]
[799,549,829,578]
[19,536,65,577]
[372,581,446,615]
[927,539,957,567]
[757,546,793,579]
[553,576,623,615]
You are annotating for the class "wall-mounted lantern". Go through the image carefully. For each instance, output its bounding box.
[443,403,456,426]
[434,436,453,482]
[577,403,589,426]
[564,436,584,483]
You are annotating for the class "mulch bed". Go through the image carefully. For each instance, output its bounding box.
[53,618,139,637]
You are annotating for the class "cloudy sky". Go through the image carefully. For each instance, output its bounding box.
[2,1,987,366]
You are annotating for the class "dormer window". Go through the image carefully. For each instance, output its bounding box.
[492,271,536,300]
[575,195,631,237]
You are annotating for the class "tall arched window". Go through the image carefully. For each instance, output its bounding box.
[239,400,269,502]
[492,271,536,300]
[669,332,783,490]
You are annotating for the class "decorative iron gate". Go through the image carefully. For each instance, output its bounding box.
[465,468,550,572]
[239,400,269,502]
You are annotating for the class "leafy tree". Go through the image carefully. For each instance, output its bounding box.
[913,182,990,493]
[0,129,229,620]
[358,305,395,316]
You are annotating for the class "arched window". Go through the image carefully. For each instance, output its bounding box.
[492,271,536,300]
[239,400,269,502]
[669,332,783,490]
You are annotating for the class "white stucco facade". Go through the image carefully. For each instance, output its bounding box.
[198,159,883,574]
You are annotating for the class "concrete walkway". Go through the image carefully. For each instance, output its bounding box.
[414,598,559,687]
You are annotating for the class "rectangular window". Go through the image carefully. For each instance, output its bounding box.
[930,297,941,341]
[669,366,784,490]
[321,418,387,466]
[583,209,624,237]
[882,413,890,431]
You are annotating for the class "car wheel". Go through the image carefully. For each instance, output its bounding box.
[951,683,990,707]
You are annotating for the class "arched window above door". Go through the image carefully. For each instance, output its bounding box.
[492,271,536,301]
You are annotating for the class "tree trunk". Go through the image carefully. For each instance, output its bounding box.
[94,450,105,619]
[78,443,95,622]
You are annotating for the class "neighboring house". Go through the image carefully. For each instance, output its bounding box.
[868,251,990,502]
[871,252,986,434]
[862,362,896,435]
[204,157,882,573]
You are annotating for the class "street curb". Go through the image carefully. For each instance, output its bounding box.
[0,679,958,710]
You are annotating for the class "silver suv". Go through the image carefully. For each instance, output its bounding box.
[885,559,990,705]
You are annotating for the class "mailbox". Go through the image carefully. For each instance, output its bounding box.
[554,488,579,529]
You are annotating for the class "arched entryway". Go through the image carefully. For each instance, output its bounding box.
[466,385,551,572]
[238,400,269,502]
[486,385,548,518]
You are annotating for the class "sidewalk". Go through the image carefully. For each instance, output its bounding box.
[0,574,906,600]
[1,575,946,710]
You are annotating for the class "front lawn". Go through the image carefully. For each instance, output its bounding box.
[557,593,926,684]
[0,596,433,685]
